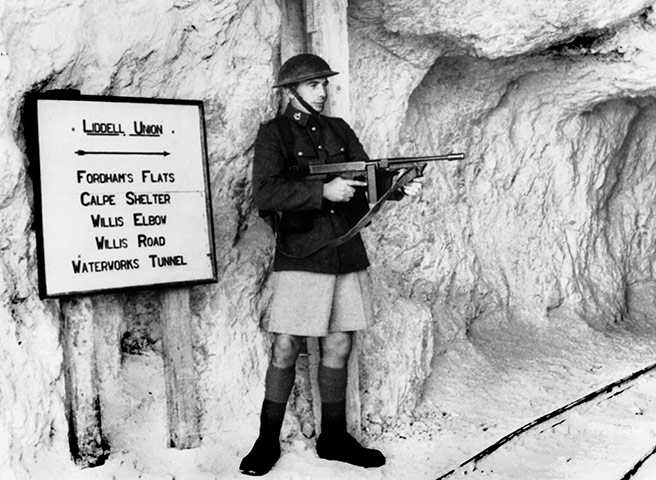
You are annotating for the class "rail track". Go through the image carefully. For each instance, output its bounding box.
[435,360,656,480]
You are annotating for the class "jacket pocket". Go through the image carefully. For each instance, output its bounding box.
[326,144,347,164]
[293,146,316,168]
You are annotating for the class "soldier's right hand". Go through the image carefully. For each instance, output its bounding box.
[322,177,367,203]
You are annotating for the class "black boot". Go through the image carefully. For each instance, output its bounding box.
[239,434,280,476]
[239,400,286,476]
[316,400,385,468]
[316,430,386,468]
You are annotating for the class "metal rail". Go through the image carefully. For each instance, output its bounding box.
[620,444,656,480]
[435,360,656,480]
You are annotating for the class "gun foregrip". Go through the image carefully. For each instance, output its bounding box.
[366,164,378,203]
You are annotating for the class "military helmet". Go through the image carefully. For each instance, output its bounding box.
[273,53,338,88]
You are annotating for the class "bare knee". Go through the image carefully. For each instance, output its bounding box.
[271,334,303,368]
[320,332,353,368]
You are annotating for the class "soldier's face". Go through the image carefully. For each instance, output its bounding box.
[290,77,329,113]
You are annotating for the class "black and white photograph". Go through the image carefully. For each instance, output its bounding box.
[2,1,656,479]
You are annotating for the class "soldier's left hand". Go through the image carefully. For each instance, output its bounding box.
[395,169,424,197]
[403,177,424,197]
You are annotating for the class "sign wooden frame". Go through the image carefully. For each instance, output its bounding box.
[31,92,217,298]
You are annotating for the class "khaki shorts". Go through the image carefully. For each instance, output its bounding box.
[266,270,374,337]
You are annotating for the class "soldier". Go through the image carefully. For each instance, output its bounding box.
[241,53,420,476]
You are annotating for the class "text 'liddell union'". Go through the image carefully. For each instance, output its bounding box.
[82,119,164,136]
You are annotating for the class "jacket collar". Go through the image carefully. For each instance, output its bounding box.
[284,104,320,127]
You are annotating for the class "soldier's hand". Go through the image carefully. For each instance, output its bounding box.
[395,169,424,197]
[323,177,367,202]
[403,178,424,197]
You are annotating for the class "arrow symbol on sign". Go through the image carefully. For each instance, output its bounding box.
[75,150,171,157]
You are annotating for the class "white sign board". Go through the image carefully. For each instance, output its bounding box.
[34,94,217,297]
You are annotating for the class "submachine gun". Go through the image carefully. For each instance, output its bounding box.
[277,152,466,259]
[287,152,466,202]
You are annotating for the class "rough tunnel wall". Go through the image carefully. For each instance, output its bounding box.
[349,2,656,424]
[357,0,653,57]
[603,100,656,328]
[395,17,656,346]
[347,21,445,425]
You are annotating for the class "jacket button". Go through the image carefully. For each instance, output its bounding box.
[330,209,335,214]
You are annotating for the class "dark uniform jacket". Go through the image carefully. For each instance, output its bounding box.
[253,105,374,274]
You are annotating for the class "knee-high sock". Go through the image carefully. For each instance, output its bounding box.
[260,364,296,438]
[318,365,348,435]
[265,364,296,403]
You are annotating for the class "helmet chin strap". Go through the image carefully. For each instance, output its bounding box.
[288,85,321,118]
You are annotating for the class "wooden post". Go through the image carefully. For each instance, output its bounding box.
[280,0,361,438]
[92,294,125,389]
[280,0,307,113]
[305,0,362,436]
[160,288,201,449]
[305,0,350,120]
[281,0,307,60]
[61,297,108,467]
[290,341,316,438]
[307,338,323,435]
[346,336,361,437]
[280,0,318,439]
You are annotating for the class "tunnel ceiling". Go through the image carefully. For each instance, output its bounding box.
[349,0,654,58]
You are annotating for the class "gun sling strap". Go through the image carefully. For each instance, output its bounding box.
[275,167,419,260]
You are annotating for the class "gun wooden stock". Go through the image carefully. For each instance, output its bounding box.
[287,152,465,202]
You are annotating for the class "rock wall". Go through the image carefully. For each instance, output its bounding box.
[2,0,656,478]
[392,6,656,331]
[346,0,656,433]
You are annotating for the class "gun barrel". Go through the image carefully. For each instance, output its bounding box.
[382,153,466,163]
[288,153,465,177]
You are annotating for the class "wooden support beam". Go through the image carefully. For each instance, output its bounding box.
[91,294,125,457]
[305,0,361,436]
[305,0,350,120]
[290,342,316,438]
[160,288,201,449]
[280,0,361,439]
[281,0,307,60]
[92,294,125,389]
[307,338,323,436]
[61,297,108,467]
[280,0,307,112]
[280,0,321,439]
[346,336,361,438]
